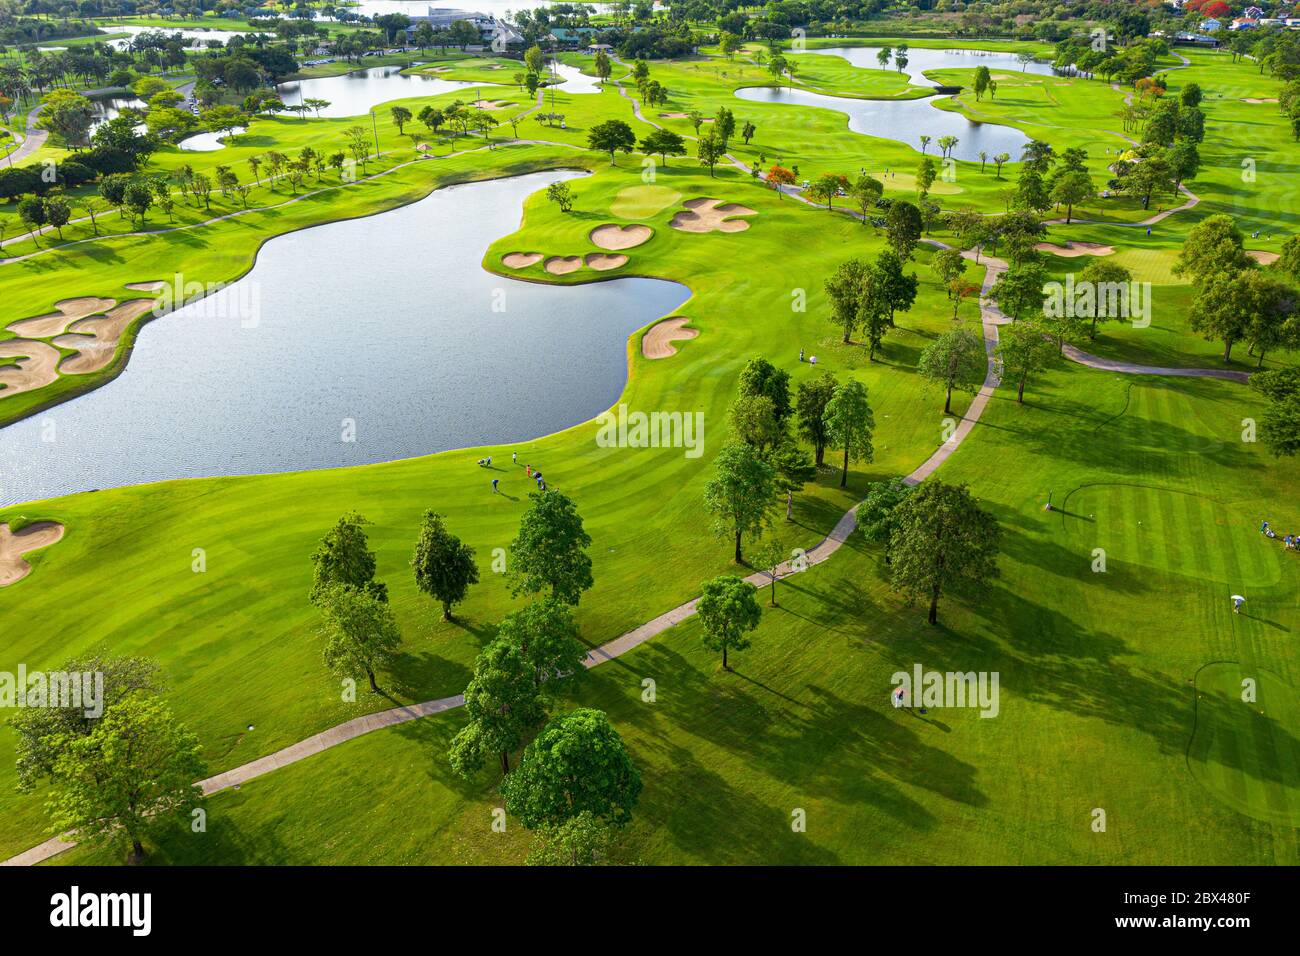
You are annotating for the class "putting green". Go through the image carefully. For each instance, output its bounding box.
[1188,663,1300,827]
[611,184,684,219]
[1059,484,1281,589]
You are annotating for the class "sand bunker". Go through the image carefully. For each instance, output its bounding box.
[0,521,64,587]
[590,224,653,250]
[642,317,698,359]
[125,281,167,292]
[670,198,758,234]
[585,253,627,271]
[502,252,543,269]
[544,256,584,275]
[660,112,712,121]
[1242,97,1278,104]
[1248,250,1280,265]
[52,299,156,375]
[470,99,515,110]
[1035,240,1115,257]
[7,297,115,338]
[0,339,62,397]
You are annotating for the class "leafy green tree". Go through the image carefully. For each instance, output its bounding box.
[857,478,914,565]
[796,371,838,465]
[888,479,1000,625]
[449,640,546,777]
[587,119,636,163]
[1173,213,1252,284]
[990,261,1048,323]
[310,511,388,605]
[318,584,403,693]
[1076,259,1133,338]
[1191,269,1294,363]
[917,327,986,414]
[823,379,875,488]
[1251,367,1300,457]
[527,810,613,866]
[696,127,725,177]
[411,510,479,622]
[12,653,162,791]
[973,65,991,101]
[704,440,776,563]
[594,50,612,83]
[738,356,792,423]
[697,574,763,668]
[771,439,818,520]
[46,694,205,863]
[850,172,884,223]
[509,489,594,605]
[547,181,575,213]
[824,257,870,343]
[932,247,968,293]
[389,105,412,135]
[916,156,936,197]
[807,172,847,209]
[639,127,686,165]
[856,265,894,360]
[502,708,642,827]
[875,249,919,327]
[995,319,1058,403]
[496,598,588,693]
[729,393,782,453]
[885,200,923,260]
[1050,168,1093,223]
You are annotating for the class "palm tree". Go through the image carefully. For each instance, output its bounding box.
[919,134,931,154]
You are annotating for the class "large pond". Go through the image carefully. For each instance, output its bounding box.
[735,85,1030,162]
[0,170,690,507]
[276,65,482,117]
[735,46,1054,163]
[805,45,1055,87]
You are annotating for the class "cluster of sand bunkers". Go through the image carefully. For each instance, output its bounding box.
[0,283,165,400]
[501,196,757,276]
[0,521,64,587]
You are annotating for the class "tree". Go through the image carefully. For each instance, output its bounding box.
[796,371,838,466]
[741,120,757,145]
[12,653,162,792]
[825,257,869,344]
[639,127,686,166]
[502,709,642,828]
[973,65,991,101]
[704,441,776,563]
[916,156,936,198]
[850,173,884,223]
[546,180,575,213]
[918,328,986,414]
[877,46,892,70]
[587,119,636,163]
[448,640,546,777]
[688,568,767,672]
[527,810,613,866]
[1077,259,1133,338]
[729,394,782,454]
[858,478,914,565]
[1251,367,1300,457]
[767,164,796,196]
[122,180,153,228]
[496,598,588,693]
[874,249,918,327]
[995,319,1057,403]
[411,510,479,622]
[1166,141,1200,196]
[856,265,893,360]
[885,200,923,260]
[807,172,847,210]
[823,379,875,488]
[38,88,95,148]
[888,479,1000,625]
[771,440,817,520]
[525,44,546,74]
[696,128,724,177]
[509,490,594,605]
[990,261,1048,323]
[1174,213,1251,284]
[594,49,612,84]
[389,105,411,135]
[992,152,1010,178]
[1121,155,1173,210]
[1050,168,1093,224]
[318,584,403,693]
[18,197,46,241]
[738,356,792,424]
[46,694,204,863]
[43,195,70,239]
[1191,269,1293,363]
[310,511,387,605]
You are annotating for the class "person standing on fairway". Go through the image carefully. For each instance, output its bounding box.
[492,478,499,493]
[1232,595,1245,614]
